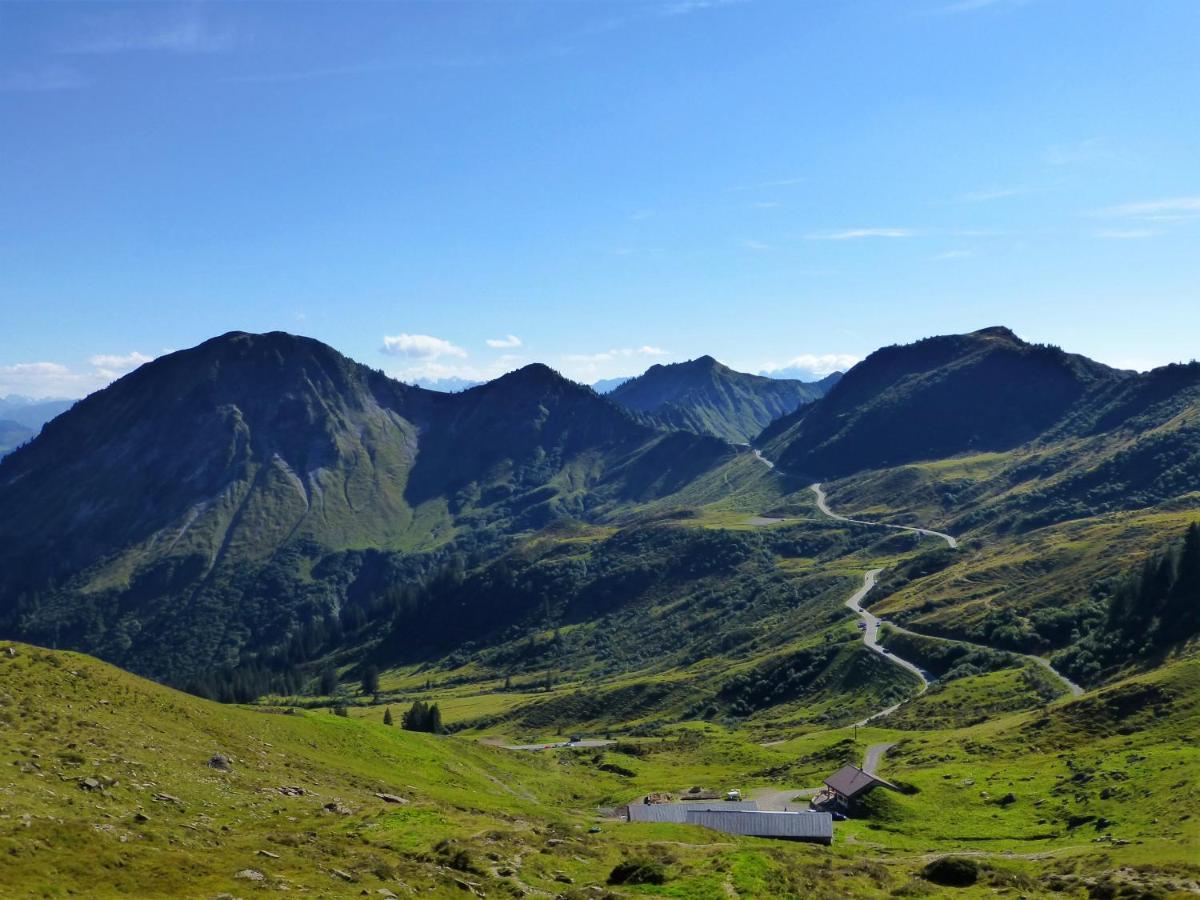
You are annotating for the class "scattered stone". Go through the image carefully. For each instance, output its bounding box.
[331,868,355,882]
[374,793,407,804]
[277,786,306,797]
[3,647,16,658]
[553,872,573,884]
[323,801,352,815]
[133,812,150,823]
[256,849,280,859]
[208,754,233,772]
[546,838,566,846]
[497,867,515,877]
[153,792,182,804]
[234,869,265,882]
[376,890,398,899]
[79,777,102,791]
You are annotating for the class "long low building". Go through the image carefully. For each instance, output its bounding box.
[685,809,834,844]
[625,801,759,823]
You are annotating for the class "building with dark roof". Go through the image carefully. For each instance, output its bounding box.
[812,764,899,812]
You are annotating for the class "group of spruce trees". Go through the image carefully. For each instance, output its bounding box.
[1058,522,1200,682]
[1107,521,1200,647]
[392,699,443,733]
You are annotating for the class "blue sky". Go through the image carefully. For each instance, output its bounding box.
[1,0,1197,397]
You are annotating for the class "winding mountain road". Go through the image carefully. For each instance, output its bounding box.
[808,480,1083,698]
[810,482,958,549]
[749,447,1083,699]
[844,568,929,725]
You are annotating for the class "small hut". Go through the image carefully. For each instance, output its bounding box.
[812,764,898,812]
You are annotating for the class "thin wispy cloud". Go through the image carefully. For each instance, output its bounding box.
[58,12,236,55]
[1093,229,1162,240]
[660,0,749,18]
[1094,196,1200,221]
[927,0,1033,14]
[805,228,916,240]
[381,334,467,359]
[933,249,975,260]
[741,239,771,251]
[751,201,782,209]
[1045,137,1115,167]
[486,334,523,349]
[562,346,668,365]
[952,187,1028,203]
[0,66,87,93]
[727,176,804,193]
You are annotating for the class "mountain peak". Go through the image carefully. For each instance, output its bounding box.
[609,355,835,443]
[970,325,1021,342]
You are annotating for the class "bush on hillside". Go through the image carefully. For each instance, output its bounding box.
[608,857,667,885]
[921,856,978,887]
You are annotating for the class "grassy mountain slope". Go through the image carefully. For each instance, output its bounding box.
[610,355,837,443]
[4,640,1198,898]
[0,333,732,683]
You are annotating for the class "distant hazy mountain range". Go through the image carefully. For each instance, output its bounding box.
[0,395,73,457]
[591,376,631,394]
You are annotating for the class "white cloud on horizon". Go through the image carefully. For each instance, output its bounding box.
[558,346,669,380]
[759,353,860,378]
[485,334,523,349]
[381,333,467,359]
[0,350,156,399]
[89,351,156,379]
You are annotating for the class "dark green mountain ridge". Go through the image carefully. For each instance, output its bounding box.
[0,331,732,681]
[609,354,840,443]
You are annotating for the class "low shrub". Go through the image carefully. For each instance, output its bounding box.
[608,857,667,886]
[921,856,978,887]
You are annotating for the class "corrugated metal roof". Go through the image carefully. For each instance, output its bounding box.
[686,810,834,842]
[626,801,758,823]
[823,764,897,798]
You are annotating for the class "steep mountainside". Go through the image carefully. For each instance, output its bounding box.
[761,327,1129,478]
[610,355,839,443]
[0,332,731,681]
